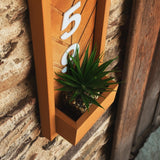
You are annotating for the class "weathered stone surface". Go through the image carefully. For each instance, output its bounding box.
[0,0,31,92]
[0,97,40,160]
[104,0,131,79]
[0,96,113,160]
[22,105,112,160]
[0,77,35,117]
[23,136,72,160]
[0,23,32,92]
[0,0,27,28]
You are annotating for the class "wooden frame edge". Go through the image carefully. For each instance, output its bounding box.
[111,0,160,159]
[94,0,111,59]
[28,0,111,142]
[56,84,118,145]
[28,0,57,140]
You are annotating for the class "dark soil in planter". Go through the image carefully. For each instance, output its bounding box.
[56,92,88,121]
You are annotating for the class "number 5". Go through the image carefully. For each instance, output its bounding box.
[61,1,81,40]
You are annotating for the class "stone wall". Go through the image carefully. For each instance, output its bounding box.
[0,0,131,159]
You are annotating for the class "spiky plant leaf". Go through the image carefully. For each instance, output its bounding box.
[55,79,79,88]
[55,45,119,111]
[95,57,118,74]
[81,46,89,73]
[69,90,81,103]
[84,94,104,109]
[55,72,80,84]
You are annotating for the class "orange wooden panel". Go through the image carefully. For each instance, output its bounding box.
[73,0,88,14]
[28,0,57,140]
[53,66,62,88]
[80,34,93,64]
[52,39,69,67]
[86,34,94,57]
[79,9,96,57]
[51,7,71,44]
[75,84,118,144]
[72,0,97,43]
[94,0,111,59]
[56,108,77,144]
[53,67,62,107]
[51,0,74,12]
[52,40,69,104]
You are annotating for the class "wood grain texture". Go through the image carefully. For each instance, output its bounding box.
[134,30,160,145]
[51,7,71,44]
[0,97,40,160]
[0,22,31,93]
[72,0,97,43]
[73,0,87,14]
[94,0,111,59]
[28,0,57,140]
[51,0,74,12]
[78,9,96,57]
[111,0,160,159]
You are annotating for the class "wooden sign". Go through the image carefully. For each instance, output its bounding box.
[28,0,112,144]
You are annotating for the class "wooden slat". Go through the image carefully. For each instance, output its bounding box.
[52,40,69,68]
[111,0,160,159]
[28,0,57,140]
[72,0,97,43]
[80,33,94,64]
[51,7,71,44]
[73,0,87,14]
[51,0,88,45]
[134,30,160,145]
[78,9,96,57]
[51,0,74,12]
[52,39,69,104]
[93,0,111,59]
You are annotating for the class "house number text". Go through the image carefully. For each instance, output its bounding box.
[61,1,81,73]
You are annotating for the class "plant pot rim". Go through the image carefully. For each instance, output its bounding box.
[55,82,118,145]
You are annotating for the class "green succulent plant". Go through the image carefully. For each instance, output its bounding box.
[55,46,118,111]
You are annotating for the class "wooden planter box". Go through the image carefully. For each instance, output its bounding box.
[28,0,114,144]
[56,83,118,145]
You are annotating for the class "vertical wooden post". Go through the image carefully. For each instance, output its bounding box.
[94,0,111,58]
[111,0,160,159]
[133,30,160,149]
[28,0,57,140]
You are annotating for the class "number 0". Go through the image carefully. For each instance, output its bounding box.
[61,43,80,73]
[61,1,81,40]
